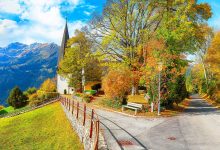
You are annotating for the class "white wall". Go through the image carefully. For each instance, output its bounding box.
[57,74,74,94]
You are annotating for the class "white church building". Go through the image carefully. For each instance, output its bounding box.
[57,21,74,94]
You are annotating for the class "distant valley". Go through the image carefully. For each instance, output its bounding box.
[0,42,59,106]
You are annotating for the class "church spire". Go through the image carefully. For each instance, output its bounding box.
[58,19,69,66]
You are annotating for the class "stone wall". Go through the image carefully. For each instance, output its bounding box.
[61,101,107,150]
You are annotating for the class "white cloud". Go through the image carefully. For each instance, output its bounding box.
[0,0,85,47]
[0,19,85,46]
[0,0,22,14]
[83,11,91,16]
[0,19,18,33]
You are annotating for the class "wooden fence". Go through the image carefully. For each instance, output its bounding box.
[60,97,100,150]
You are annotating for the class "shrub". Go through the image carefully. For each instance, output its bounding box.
[91,83,101,91]
[28,93,41,106]
[24,87,37,97]
[102,68,132,105]
[84,90,97,95]
[101,98,122,109]
[0,105,4,110]
[28,79,58,106]
[138,86,146,90]
[82,94,91,103]
[7,86,28,108]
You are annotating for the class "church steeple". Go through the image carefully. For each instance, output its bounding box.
[58,19,69,65]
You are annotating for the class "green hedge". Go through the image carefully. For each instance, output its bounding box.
[84,90,97,95]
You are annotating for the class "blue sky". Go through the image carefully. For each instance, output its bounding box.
[0,0,219,47]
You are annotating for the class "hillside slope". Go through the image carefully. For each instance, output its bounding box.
[0,42,59,105]
[0,102,83,150]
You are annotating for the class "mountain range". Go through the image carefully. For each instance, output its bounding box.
[0,42,59,106]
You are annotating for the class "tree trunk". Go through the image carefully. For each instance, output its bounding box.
[82,67,85,92]
[201,59,209,93]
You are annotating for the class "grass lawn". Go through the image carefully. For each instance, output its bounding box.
[0,102,83,150]
[127,94,147,104]
[0,106,15,115]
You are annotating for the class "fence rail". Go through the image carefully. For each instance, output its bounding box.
[60,97,101,150]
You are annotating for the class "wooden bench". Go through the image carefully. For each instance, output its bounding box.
[122,102,143,115]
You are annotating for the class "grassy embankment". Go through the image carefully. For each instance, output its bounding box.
[0,102,83,150]
[201,94,220,109]
[0,106,15,115]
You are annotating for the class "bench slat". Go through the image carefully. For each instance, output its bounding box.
[122,102,143,115]
[127,102,142,108]
[123,105,139,110]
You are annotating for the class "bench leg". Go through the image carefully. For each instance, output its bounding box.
[122,106,124,112]
[135,109,137,115]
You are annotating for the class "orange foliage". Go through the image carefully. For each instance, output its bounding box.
[102,68,132,99]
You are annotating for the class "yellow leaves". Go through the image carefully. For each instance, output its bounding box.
[39,78,56,92]
[206,32,220,74]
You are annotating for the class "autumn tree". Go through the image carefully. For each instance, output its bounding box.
[205,31,220,102]
[28,79,57,106]
[89,0,212,98]
[39,79,56,92]
[102,67,132,105]
[89,0,166,94]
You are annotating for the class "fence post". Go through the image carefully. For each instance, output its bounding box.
[68,99,71,111]
[89,109,94,138]
[72,100,74,115]
[68,99,70,110]
[94,120,100,150]
[76,102,79,119]
[83,104,86,126]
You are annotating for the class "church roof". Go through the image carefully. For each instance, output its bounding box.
[58,20,69,66]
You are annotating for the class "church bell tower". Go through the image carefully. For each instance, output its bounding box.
[57,20,73,94]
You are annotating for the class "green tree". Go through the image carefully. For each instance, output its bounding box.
[154,1,212,106]
[7,86,27,108]
[59,30,102,92]
[89,0,165,94]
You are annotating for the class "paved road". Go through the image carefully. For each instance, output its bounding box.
[97,95,220,150]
